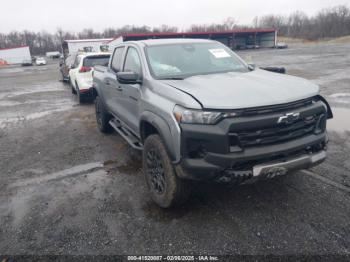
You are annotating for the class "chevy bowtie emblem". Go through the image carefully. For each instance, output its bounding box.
[277,112,300,124]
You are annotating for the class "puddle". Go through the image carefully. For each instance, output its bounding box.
[0,83,65,100]
[313,69,350,86]
[0,99,51,107]
[0,66,49,75]
[10,162,104,188]
[328,93,350,104]
[0,101,23,107]
[330,93,350,98]
[25,106,72,120]
[0,68,25,74]
[327,107,350,132]
[0,105,74,128]
[5,167,107,226]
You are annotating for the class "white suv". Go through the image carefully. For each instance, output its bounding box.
[69,52,111,103]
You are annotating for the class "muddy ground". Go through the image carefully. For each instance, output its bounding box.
[0,43,349,256]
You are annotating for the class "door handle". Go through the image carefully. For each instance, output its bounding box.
[105,80,111,86]
[116,85,123,91]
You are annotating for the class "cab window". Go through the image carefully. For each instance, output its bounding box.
[83,55,110,67]
[111,47,125,73]
[123,47,142,75]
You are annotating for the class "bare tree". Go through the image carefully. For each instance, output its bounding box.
[1,5,349,54]
[152,25,178,33]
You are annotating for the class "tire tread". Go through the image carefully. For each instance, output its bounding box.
[143,134,191,208]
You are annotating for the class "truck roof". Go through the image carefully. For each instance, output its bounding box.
[130,38,216,46]
[77,52,111,58]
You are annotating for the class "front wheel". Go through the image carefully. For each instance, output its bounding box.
[143,134,191,208]
[95,96,112,133]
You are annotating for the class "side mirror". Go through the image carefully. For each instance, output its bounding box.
[248,63,256,71]
[116,71,141,84]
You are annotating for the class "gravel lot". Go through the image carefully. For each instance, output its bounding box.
[0,43,349,256]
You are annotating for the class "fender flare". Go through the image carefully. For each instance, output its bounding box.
[317,95,333,119]
[140,111,178,162]
[91,85,111,113]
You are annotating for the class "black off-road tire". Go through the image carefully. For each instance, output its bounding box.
[143,134,191,208]
[95,96,112,133]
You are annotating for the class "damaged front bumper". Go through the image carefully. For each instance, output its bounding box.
[176,98,329,184]
[176,138,327,184]
[251,150,326,179]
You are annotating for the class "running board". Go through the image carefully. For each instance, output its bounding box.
[109,119,143,150]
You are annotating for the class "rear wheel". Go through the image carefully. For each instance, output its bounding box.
[77,84,84,104]
[143,134,191,208]
[95,96,112,133]
[77,87,85,104]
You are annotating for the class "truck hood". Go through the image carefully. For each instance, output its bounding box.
[162,69,319,109]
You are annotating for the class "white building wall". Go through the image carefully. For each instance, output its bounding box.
[107,37,124,50]
[0,46,31,64]
[67,40,112,54]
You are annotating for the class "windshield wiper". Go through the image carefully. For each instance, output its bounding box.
[159,77,185,80]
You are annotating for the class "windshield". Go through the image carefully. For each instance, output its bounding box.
[145,42,248,79]
[83,55,110,67]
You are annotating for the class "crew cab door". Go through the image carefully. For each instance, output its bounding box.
[117,46,143,133]
[102,46,125,114]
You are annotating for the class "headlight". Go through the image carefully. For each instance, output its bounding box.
[173,105,236,125]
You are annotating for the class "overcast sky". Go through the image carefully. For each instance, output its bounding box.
[0,0,348,33]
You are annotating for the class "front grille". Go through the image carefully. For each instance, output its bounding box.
[230,112,325,148]
[237,119,315,147]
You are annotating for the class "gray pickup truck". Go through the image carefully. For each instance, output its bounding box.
[93,39,332,208]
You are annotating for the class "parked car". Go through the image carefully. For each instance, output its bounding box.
[35,57,47,66]
[21,59,33,66]
[46,51,61,59]
[276,42,288,49]
[69,52,110,103]
[93,39,333,208]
